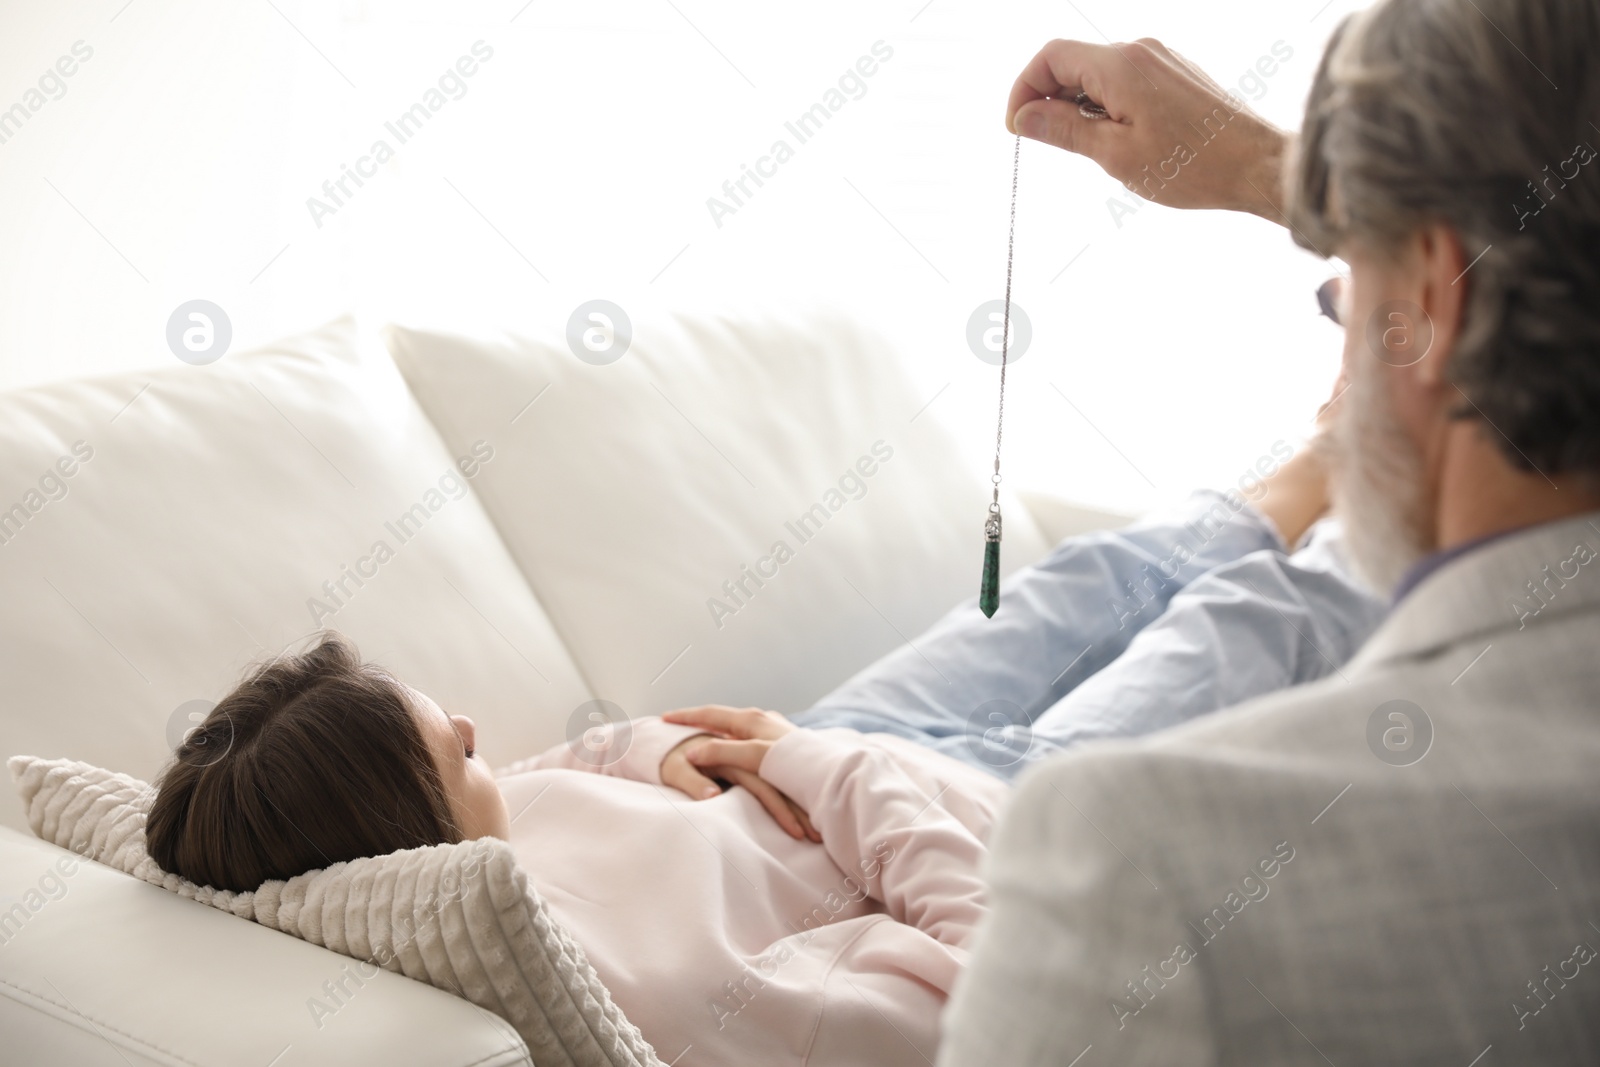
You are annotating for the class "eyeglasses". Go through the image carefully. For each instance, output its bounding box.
[1316,277,1347,327]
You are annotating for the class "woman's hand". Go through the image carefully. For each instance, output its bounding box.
[1005,37,1289,221]
[659,707,818,842]
[665,704,795,742]
[666,705,791,774]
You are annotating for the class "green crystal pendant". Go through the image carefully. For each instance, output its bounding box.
[980,511,1002,618]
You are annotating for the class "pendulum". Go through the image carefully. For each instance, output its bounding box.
[980,92,1104,619]
[979,507,1002,618]
[980,134,1021,619]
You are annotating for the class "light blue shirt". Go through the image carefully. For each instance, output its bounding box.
[794,492,1387,780]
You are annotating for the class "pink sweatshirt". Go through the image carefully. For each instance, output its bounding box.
[493,719,1008,1067]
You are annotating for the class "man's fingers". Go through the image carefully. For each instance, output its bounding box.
[1006,38,1126,132]
[687,737,767,773]
[1006,38,1095,127]
[724,767,805,840]
[1014,97,1121,160]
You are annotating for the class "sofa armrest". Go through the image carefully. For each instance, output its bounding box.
[1015,489,1136,547]
[0,828,531,1067]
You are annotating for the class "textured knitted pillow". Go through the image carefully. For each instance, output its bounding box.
[8,754,662,1067]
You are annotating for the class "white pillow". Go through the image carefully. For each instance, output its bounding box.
[8,754,662,1067]
[0,316,593,832]
[384,309,1050,718]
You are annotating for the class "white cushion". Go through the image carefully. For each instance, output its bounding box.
[384,310,1050,718]
[0,317,592,832]
[8,754,661,1067]
[1014,489,1135,546]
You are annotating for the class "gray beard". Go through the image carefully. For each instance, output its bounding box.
[1329,360,1433,596]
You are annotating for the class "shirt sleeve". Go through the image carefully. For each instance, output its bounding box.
[491,716,707,786]
[760,727,992,952]
[1023,527,1385,760]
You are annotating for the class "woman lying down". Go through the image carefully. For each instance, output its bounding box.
[146,441,1384,1067]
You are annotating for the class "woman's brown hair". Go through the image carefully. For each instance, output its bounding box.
[146,632,461,892]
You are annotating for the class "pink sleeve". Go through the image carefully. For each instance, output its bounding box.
[492,717,707,786]
[760,727,991,951]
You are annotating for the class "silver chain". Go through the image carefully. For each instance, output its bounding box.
[991,133,1020,516]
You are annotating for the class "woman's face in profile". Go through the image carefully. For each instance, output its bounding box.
[410,687,511,842]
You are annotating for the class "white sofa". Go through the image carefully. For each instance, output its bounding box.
[0,312,1118,1066]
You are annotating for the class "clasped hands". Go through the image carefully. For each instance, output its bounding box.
[659,705,821,843]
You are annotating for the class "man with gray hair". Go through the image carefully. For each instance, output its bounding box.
[941,1,1600,1062]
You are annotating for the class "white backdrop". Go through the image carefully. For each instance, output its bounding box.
[0,0,1360,515]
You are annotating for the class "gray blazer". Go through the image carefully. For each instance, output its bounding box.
[940,511,1600,1065]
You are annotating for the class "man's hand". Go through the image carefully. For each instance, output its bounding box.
[1005,38,1290,221]
[659,707,819,842]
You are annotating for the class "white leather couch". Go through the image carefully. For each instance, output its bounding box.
[0,311,1119,1066]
